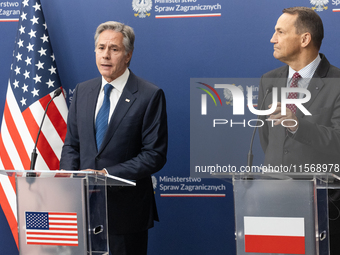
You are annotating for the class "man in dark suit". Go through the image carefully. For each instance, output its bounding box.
[258,7,340,254]
[60,21,168,255]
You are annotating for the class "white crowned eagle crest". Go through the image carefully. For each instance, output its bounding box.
[132,0,152,18]
[310,0,329,11]
[224,84,244,106]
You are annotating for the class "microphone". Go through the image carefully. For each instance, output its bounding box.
[247,87,272,168]
[30,88,63,170]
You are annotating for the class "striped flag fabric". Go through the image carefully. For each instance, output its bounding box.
[25,212,78,246]
[244,216,305,254]
[0,0,68,249]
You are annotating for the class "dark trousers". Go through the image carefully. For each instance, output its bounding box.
[109,230,148,255]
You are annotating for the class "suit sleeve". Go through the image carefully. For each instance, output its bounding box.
[288,93,340,156]
[106,88,168,180]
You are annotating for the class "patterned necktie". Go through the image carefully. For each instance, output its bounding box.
[287,72,301,114]
[95,84,113,150]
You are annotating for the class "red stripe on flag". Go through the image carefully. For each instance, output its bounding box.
[49,212,77,216]
[22,107,59,170]
[27,237,78,241]
[0,136,17,189]
[26,232,78,236]
[6,174,16,194]
[245,235,305,254]
[155,13,221,19]
[0,19,19,22]
[0,184,18,248]
[49,217,76,221]
[3,101,31,169]
[49,228,77,231]
[46,101,67,141]
[50,223,78,226]
[0,135,14,170]
[40,93,67,141]
[27,242,78,246]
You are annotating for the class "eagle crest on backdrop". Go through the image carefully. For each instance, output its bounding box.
[224,84,244,106]
[310,0,329,11]
[133,0,152,18]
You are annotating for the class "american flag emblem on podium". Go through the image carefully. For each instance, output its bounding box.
[25,211,78,246]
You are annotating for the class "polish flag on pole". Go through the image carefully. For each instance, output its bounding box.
[244,216,305,254]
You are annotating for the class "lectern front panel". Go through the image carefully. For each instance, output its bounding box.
[17,177,87,255]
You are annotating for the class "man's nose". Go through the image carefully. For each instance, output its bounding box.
[103,48,110,58]
[270,33,277,43]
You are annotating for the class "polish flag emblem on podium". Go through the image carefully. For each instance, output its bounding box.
[244,216,305,254]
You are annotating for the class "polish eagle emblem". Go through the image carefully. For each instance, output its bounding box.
[310,0,329,11]
[132,0,152,18]
[224,84,243,106]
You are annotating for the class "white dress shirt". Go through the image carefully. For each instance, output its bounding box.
[287,54,321,98]
[95,68,130,124]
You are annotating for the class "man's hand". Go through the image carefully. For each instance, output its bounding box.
[267,102,299,132]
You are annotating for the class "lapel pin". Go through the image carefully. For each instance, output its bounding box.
[125,98,130,102]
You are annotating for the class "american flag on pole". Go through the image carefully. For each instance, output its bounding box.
[25,212,78,246]
[0,0,68,248]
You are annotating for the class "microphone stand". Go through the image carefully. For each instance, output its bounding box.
[247,87,272,168]
[30,88,62,170]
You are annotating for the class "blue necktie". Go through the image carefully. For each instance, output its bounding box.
[96,84,113,150]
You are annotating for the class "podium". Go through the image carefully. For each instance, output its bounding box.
[215,172,340,255]
[0,170,135,255]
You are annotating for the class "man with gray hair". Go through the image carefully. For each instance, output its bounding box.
[60,21,168,254]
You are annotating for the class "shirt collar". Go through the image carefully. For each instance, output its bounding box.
[101,68,130,94]
[288,54,321,79]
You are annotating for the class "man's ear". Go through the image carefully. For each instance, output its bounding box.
[126,51,133,65]
[301,32,312,48]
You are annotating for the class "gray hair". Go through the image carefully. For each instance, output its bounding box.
[94,21,135,55]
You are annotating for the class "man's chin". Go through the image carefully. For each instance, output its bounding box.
[102,75,115,83]
[273,52,282,61]
[99,71,114,82]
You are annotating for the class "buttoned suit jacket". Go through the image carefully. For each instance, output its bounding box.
[60,70,168,235]
[258,54,340,170]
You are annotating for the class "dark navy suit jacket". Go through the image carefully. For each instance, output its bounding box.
[60,71,168,234]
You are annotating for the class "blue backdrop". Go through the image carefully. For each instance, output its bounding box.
[1,0,340,254]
